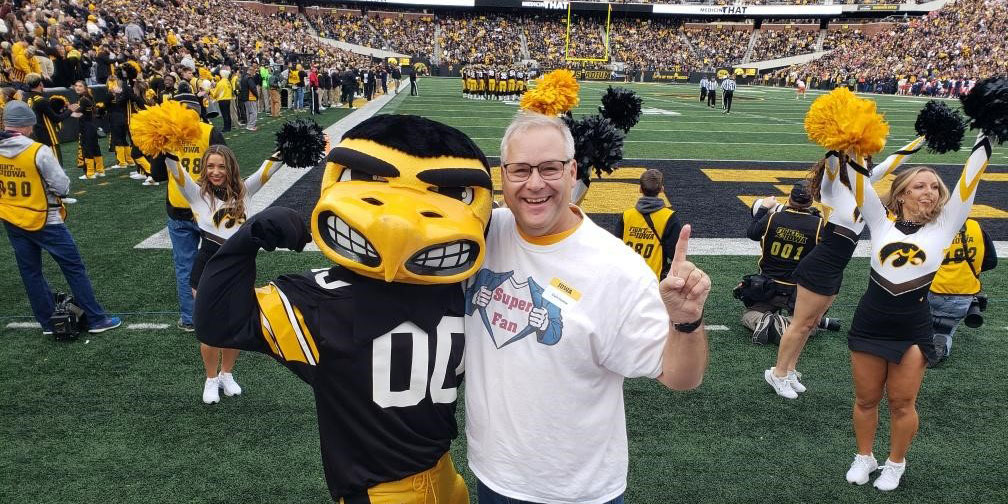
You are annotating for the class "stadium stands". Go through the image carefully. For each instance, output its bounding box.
[1,0,1003,96]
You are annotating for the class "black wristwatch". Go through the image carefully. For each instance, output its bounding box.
[674,311,704,334]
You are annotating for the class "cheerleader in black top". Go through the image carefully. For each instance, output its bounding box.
[842,126,993,491]
[765,137,921,399]
[71,80,105,179]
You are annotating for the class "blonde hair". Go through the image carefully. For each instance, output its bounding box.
[199,145,247,221]
[882,166,949,224]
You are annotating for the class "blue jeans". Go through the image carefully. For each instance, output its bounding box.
[928,292,973,355]
[295,87,304,108]
[4,222,107,329]
[477,480,624,504]
[167,217,200,324]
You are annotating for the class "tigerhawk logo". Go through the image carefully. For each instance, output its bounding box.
[880,242,926,267]
[212,207,244,229]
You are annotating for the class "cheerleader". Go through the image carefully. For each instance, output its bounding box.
[165,145,285,404]
[841,132,990,490]
[764,136,923,399]
[104,77,135,170]
[71,80,106,180]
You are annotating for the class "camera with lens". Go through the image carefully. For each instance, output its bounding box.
[733,274,778,307]
[50,292,86,341]
[964,293,988,328]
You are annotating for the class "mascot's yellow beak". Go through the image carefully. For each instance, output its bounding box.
[312,138,493,285]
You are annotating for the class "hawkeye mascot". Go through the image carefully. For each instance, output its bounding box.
[193,114,493,503]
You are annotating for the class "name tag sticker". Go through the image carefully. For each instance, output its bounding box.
[543,278,580,308]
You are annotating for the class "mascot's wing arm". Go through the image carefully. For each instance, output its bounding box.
[194,207,317,383]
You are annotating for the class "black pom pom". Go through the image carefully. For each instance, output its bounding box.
[914,100,965,153]
[960,77,1008,145]
[563,113,625,184]
[598,86,642,133]
[275,119,326,168]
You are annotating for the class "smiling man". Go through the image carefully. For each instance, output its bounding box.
[464,111,711,504]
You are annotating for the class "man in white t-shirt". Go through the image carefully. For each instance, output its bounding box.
[464,111,710,504]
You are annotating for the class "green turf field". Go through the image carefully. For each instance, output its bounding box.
[1,79,1006,503]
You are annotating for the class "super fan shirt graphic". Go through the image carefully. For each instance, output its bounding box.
[464,270,566,348]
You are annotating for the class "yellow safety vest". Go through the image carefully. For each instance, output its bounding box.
[622,207,675,278]
[0,143,62,231]
[931,219,984,295]
[167,122,213,210]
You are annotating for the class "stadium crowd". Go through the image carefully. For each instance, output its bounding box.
[782,0,1008,94]
[685,25,750,69]
[750,26,818,61]
[438,12,525,66]
[611,18,699,71]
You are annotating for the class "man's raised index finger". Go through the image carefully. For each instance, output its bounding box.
[673,224,692,263]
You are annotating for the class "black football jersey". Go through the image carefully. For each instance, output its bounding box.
[213,265,465,499]
[757,209,823,283]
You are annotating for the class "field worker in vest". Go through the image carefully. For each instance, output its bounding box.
[927,217,997,365]
[0,101,121,335]
[614,168,682,279]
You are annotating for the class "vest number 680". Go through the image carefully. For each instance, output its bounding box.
[372,318,464,408]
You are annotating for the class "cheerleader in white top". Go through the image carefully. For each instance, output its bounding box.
[166,145,284,404]
[840,79,1003,491]
[765,97,967,399]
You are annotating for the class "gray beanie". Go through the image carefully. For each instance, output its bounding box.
[3,101,37,128]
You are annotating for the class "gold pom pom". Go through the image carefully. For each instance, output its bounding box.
[198,67,213,80]
[129,101,202,156]
[804,87,889,157]
[519,69,580,116]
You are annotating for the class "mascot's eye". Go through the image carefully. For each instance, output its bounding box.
[338,168,387,183]
[436,187,474,204]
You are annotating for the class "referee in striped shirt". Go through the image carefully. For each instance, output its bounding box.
[721,75,737,114]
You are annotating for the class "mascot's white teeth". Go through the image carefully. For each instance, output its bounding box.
[326,214,378,260]
[407,240,478,275]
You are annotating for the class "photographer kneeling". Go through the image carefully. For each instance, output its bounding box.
[928,217,996,366]
[738,183,823,344]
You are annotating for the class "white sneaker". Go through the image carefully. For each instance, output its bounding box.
[96,172,106,177]
[873,459,906,491]
[218,372,242,397]
[63,197,78,204]
[787,370,807,393]
[108,164,125,170]
[78,174,94,180]
[202,377,220,404]
[764,367,798,399]
[142,176,159,186]
[845,453,879,485]
[129,172,147,180]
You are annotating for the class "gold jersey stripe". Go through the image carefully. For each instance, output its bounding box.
[255,283,319,365]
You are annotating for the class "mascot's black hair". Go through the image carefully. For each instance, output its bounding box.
[342,114,490,172]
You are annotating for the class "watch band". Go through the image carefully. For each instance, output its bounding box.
[674,311,704,334]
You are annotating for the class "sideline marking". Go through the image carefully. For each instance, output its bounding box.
[127,323,171,330]
[642,107,681,116]
[6,322,41,329]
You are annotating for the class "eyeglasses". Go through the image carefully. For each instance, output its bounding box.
[502,159,571,183]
